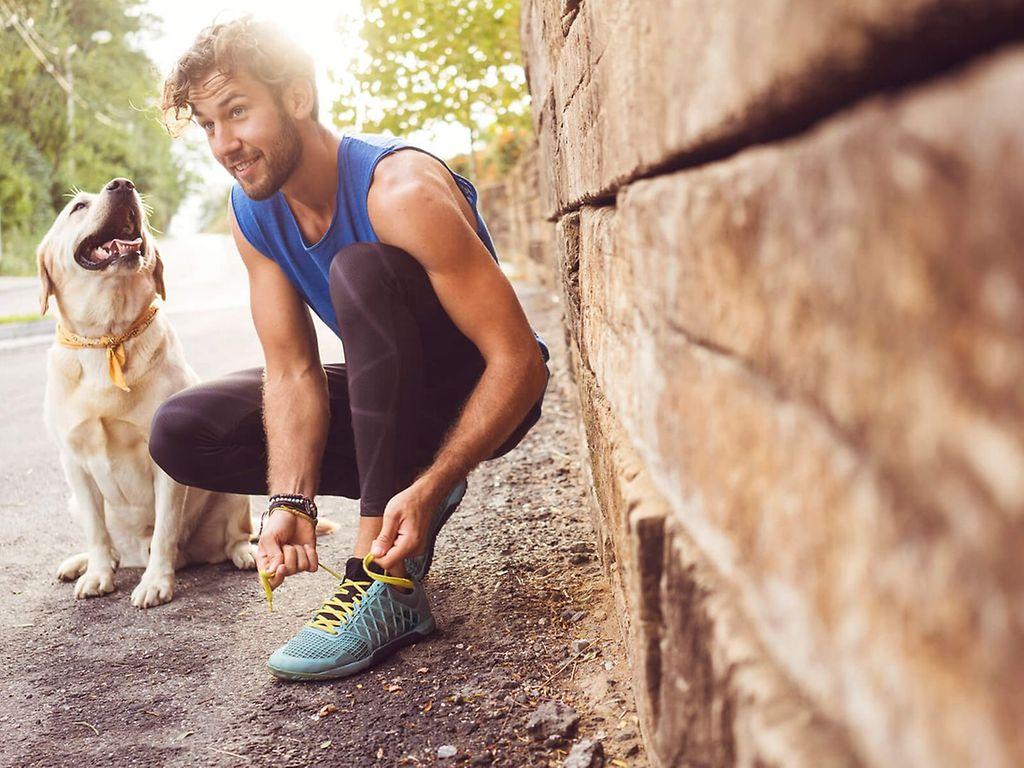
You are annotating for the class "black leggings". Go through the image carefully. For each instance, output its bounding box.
[148,242,548,516]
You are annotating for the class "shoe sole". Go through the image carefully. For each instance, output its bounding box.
[266,615,437,681]
[418,480,468,580]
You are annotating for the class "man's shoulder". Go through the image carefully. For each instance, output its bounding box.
[229,183,280,259]
[344,131,407,151]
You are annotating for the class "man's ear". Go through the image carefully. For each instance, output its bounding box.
[284,77,316,121]
[36,239,55,317]
[152,247,167,301]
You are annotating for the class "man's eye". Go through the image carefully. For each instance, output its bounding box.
[230,106,245,118]
[71,201,88,213]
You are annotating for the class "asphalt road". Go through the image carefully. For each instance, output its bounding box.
[0,235,646,768]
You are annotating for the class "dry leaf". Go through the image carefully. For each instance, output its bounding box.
[421,700,433,713]
[317,703,337,718]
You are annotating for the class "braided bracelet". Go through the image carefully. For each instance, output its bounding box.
[259,493,319,536]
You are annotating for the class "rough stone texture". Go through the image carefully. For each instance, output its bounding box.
[589,50,1024,768]
[569,341,862,768]
[564,737,605,768]
[525,700,581,741]
[519,2,1024,767]
[521,0,1024,216]
[478,145,557,289]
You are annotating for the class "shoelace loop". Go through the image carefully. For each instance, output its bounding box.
[257,552,414,630]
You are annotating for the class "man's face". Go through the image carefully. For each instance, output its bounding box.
[190,69,302,200]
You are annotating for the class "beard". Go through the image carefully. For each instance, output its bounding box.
[234,111,303,201]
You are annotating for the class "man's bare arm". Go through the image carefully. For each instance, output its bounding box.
[367,151,548,565]
[229,202,327,585]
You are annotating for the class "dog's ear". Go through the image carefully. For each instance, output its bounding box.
[36,238,55,317]
[152,247,167,301]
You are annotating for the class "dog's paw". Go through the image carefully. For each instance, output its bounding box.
[315,517,338,537]
[130,571,175,608]
[57,552,89,582]
[74,568,116,598]
[228,542,257,571]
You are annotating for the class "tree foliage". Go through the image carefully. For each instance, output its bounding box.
[0,0,193,275]
[331,0,531,173]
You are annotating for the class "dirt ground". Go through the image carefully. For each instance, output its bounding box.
[0,285,648,768]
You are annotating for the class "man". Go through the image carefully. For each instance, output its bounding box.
[149,17,550,680]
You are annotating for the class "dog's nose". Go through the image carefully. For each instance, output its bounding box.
[105,178,135,194]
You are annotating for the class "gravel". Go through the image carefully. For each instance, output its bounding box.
[0,284,648,768]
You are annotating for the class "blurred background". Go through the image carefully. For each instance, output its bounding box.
[0,0,532,280]
[3,2,1022,767]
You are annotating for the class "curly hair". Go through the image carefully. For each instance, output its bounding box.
[160,16,318,136]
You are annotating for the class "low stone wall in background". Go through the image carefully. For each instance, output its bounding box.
[518,1,1024,767]
[478,146,557,291]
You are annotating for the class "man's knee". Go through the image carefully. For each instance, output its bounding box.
[330,242,412,290]
[148,390,202,484]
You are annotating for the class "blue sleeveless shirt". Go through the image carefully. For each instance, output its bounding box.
[229,132,549,363]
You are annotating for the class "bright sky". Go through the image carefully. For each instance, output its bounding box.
[142,0,473,234]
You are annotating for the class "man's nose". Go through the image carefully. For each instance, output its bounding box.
[105,178,135,196]
[212,124,243,159]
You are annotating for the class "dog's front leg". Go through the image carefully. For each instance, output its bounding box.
[131,467,186,608]
[61,457,118,598]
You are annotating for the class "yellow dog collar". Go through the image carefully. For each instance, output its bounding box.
[55,304,160,392]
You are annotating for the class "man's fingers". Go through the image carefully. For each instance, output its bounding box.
[375,529,417,571]
[259,548,283,578]
[293,546,310,575]
[305,544,319,572]
[270,565,288,590]
[257,536,282,571]
[371,512,399,558]
[283,545,298,574]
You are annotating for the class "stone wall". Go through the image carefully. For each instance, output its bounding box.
[478,147,557,290]
[520,2,1024,767]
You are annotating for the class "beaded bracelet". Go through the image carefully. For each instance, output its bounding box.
[268,493,318,522]
[259,493,318,536]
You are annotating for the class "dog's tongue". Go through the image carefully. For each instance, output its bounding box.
[101,237,143,255]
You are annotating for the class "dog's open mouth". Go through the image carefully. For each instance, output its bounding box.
[74,209,145,271]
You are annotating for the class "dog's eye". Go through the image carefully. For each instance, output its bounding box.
[71,201,88,213]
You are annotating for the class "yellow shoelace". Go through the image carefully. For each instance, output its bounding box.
[258,552,414,636]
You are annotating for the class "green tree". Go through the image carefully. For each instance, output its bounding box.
[332,0,531,178]
[0,0,193,274]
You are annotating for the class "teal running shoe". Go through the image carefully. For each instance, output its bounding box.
[267,553,434,681]
[405,478,468,580]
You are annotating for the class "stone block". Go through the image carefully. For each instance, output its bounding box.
[522,0,1024,215]
[563,53,1024,762]
[570,341,862,767]
[613,46,1024,527]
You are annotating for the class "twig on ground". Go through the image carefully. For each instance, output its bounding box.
[496,706,514,740]
[73,721,99,736]
[538,649,587,688]
[207,745,248,760]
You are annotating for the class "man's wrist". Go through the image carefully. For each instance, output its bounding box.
[259,494,318,535]
[415,464,467,509]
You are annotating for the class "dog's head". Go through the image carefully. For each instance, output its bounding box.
[37,177,165,317]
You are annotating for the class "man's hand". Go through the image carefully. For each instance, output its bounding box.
[257,509,319,589]
[370,480,439,571]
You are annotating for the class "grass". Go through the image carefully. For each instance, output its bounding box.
[0,313,44,325]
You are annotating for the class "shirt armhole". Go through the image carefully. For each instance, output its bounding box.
[229,186,273,258]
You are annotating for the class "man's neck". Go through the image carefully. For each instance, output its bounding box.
[279,123,341,221]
